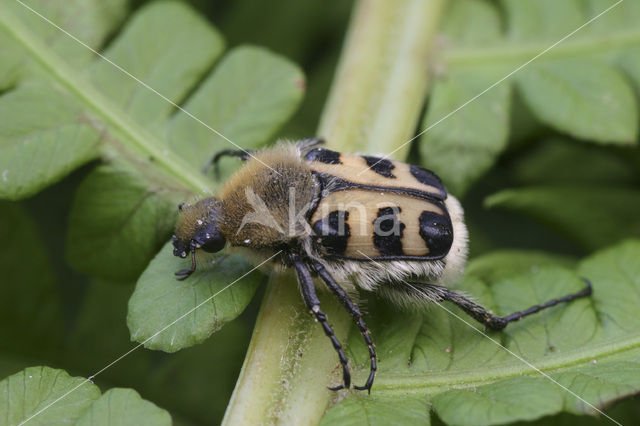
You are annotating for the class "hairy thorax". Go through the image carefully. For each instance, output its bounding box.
[217,143,321,250]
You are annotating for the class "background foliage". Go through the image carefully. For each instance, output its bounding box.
[1,0,640,425]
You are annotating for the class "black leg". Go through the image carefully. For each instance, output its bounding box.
[312,261,377,393]
[406,279,592,331]
[203,149,254,180]
[290,253,351,391]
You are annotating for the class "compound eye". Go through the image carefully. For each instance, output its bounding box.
[200,220,227,253]
[200,222,226,253]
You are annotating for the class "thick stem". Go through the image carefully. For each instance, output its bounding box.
[319,0,445,157]
[222,272,352,425]
[223,0,444,424]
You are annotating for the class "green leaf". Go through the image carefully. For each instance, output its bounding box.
[0,367,173,426]
[66,164,177,282]
[554,361,640,415]
[127,243,262,351]
[485,185,640,251]
[618,47,640,93]
[75,388,171,426]
[516,59,638,144]
[0,366,100,425]
[420,0,510,196]
[441,0,501,46]
[426,0,640,194]
[578,239,640,339]
[581,0,640,35]
[320,395,430,426]
[464,249,575,284]
[507,138,638,185]
[0,38,20,91]
[0,0,127,82]
[0,1,214,196]
[167,45,305,173]
[0,85,102,200]
[502,0,584,41]
[88,1,225,130]
[420,66,511,196]
[432,377,564,425]
[327,240,640,425]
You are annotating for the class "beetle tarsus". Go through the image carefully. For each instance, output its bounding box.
[174,269,193,281]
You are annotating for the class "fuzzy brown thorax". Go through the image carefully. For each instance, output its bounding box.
[216,143,320,249]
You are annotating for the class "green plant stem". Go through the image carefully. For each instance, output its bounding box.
[0,5,211,195]
[223,1,444,424]
[319,0,445,157]
[221,273,352,425]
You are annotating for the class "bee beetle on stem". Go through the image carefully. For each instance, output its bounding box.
[172,138,592,393]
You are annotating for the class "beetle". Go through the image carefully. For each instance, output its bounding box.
[171,138,592,392]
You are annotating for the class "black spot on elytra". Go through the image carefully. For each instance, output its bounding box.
[363,156,396,178]
[373,207,405,256]
[418,210,453,257]
[305,148,342,164]
[313,210,350,255]
[410,165,446,199]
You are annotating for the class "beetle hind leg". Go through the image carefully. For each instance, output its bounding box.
[391,279,592,330]
[470,279,592,330]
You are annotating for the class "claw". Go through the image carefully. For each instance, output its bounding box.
[175,269,193,281]
[353,384,372,394]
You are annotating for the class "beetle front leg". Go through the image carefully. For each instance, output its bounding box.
[203,149,255,180]
[175,245,198,281]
